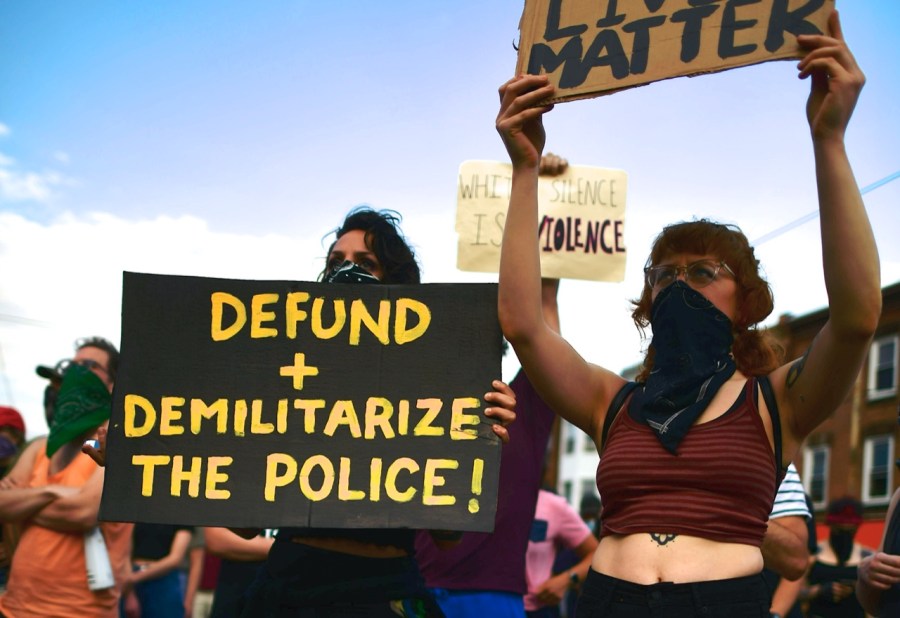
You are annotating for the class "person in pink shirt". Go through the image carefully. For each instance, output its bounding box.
[525,489,599,617]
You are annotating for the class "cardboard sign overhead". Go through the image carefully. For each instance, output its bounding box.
[516,0,834,102]
[100,272,503,532]
[456,160,627,282]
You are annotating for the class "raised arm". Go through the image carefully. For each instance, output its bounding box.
[496,75,624,437]
[769,10,881,461]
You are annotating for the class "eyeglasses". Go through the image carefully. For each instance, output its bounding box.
[54,358,109,377]
[644,259,735,291]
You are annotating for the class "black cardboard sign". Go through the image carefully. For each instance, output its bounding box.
[100,272,503,532]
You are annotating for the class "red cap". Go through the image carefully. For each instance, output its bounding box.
[0,406,25,433]
[825,496,864,526]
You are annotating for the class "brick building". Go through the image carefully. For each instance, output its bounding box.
[772,280,900,547]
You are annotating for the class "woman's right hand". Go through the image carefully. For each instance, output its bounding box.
[496,74,556,170]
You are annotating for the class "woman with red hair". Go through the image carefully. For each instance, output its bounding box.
[495,9,880,618]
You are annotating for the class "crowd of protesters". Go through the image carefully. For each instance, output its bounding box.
[1,7,898,618]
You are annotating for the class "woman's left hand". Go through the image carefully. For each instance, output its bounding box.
[484,379,516,444]
[797,10,865,142]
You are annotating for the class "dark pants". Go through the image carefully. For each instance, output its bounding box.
[575,570,770,617]
[239,541,443,618]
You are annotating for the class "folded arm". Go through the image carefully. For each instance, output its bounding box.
[31,467,104,532]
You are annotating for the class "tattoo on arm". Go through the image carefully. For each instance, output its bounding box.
[649,533,677,546]
[786,346,811,388]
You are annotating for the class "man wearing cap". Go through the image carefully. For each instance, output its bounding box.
[0,363,132,617]
[35,336,119,429]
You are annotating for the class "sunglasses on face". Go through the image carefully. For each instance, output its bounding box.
[55,358,109,377]
[644,259,735,292]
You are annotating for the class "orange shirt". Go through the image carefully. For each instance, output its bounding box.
[0,441,132,618]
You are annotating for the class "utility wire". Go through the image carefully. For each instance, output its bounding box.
[752,170,900,246]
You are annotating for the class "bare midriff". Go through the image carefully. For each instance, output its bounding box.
[593,534,764,584]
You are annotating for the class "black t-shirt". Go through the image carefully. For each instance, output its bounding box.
[131,522,193,561]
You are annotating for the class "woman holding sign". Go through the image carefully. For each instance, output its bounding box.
[495,10,879,618]
[238,207,517,617]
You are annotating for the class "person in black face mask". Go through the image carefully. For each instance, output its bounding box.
[236,207,517,618]
[802,497,872,617]
[496,9,881,618]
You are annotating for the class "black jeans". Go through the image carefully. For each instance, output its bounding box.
[239,541,443,618]
[575,570,770,617]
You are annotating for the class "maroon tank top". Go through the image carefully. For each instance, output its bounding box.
[597,378,776,547]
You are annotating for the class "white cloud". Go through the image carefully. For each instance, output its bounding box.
[0,167,69,203]
[0,210,328,439]
[0,124,71,202]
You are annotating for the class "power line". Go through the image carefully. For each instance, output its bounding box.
[0,313,51,328]
[752,170,900,246]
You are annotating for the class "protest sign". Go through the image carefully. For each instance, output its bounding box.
[456,160,627,282]
[516,0,834,102]
[100,272,503,532]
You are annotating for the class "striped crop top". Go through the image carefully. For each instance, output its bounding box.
[596,378,777,547]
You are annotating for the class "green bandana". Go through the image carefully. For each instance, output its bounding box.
[46,363,111,457]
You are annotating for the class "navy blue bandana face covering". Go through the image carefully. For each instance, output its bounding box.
[629,281,736,454]
[323,260,380,285]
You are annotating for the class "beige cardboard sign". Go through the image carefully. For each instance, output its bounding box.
[456,160,627,282]
[516,0,834,102]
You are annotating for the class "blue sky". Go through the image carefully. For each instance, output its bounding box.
[2,1,899,438]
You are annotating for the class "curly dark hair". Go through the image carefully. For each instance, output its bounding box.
[76,336,120,383]
[320,207,421,285]
[631,219,783,381]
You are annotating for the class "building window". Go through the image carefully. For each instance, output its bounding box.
[562,481,572,503]
[868,335,898,400]
[580,478,596,503]
[564,422,575,454]
[803,445,829,509]
[583,432,595,452]
[863,435,894,504]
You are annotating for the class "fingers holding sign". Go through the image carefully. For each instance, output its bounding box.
[496,74,556,170]
[484,379,516,444]
[82,424,108,467]
[797,10,865,142]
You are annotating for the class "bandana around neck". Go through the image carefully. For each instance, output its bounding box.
[629,281,736,454]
